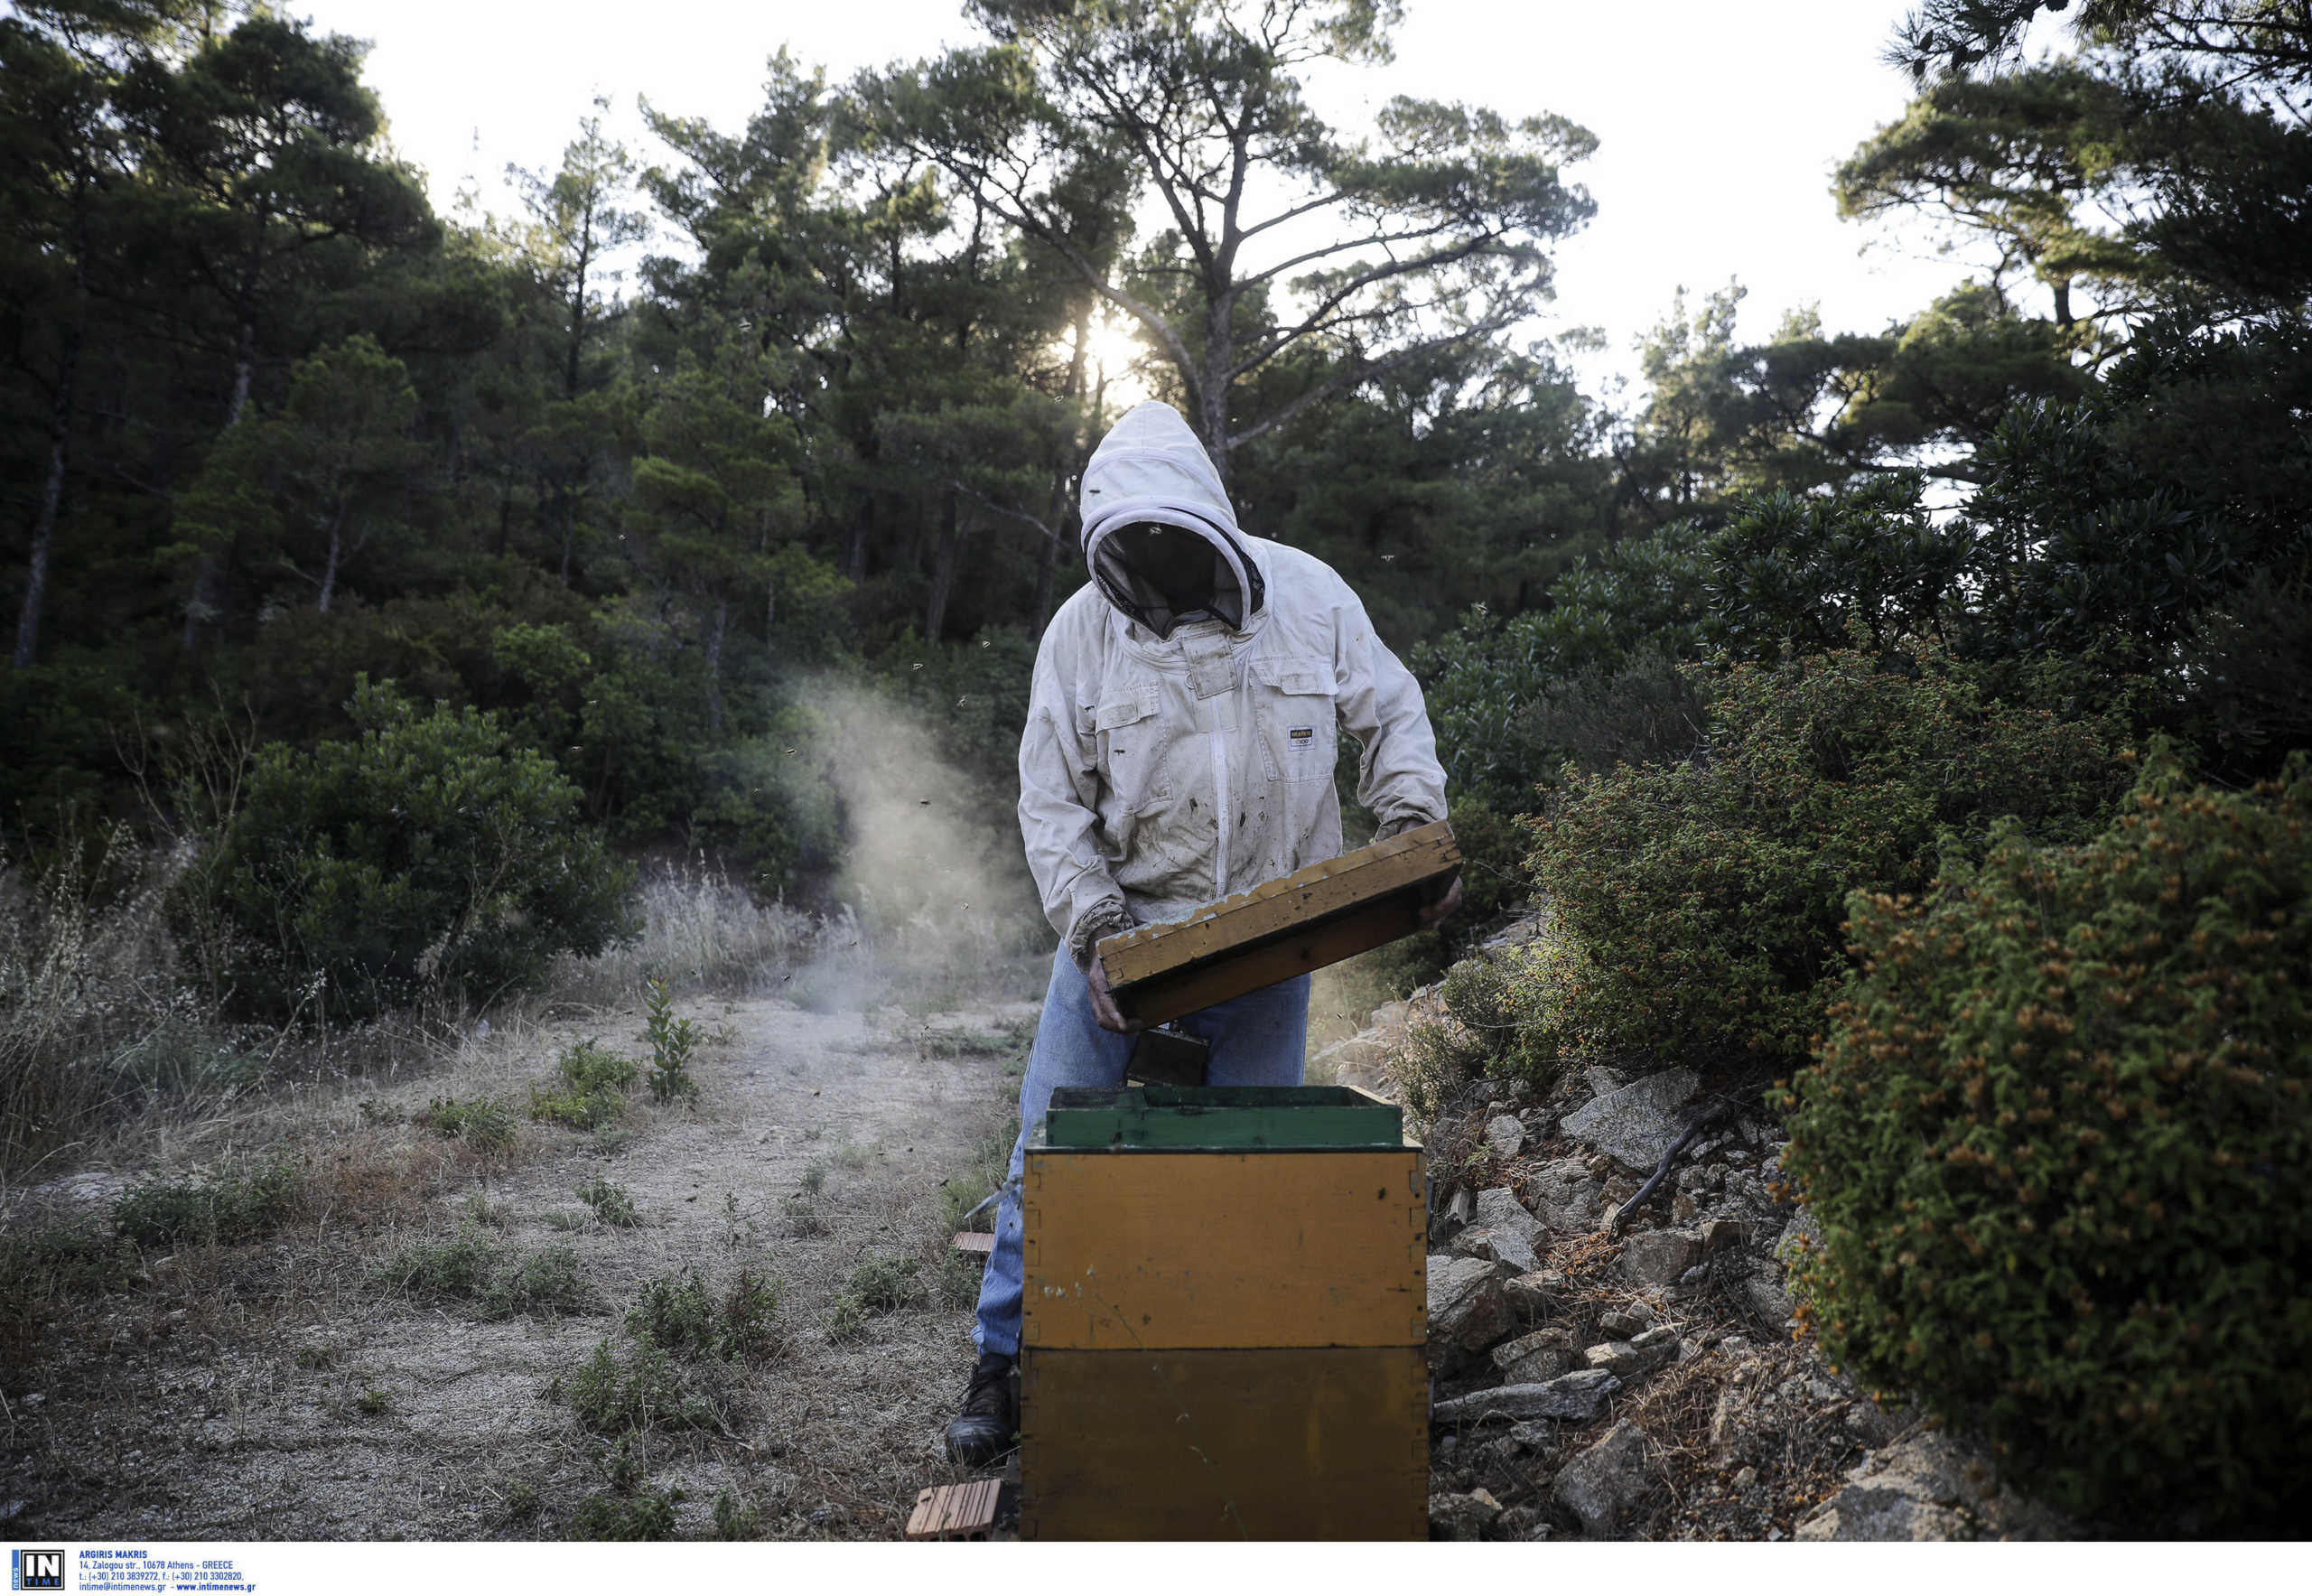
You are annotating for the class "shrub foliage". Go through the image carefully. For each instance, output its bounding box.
[1784,758,2312,1523]
[197,678,634,1019]
[1522,647,2128,1073]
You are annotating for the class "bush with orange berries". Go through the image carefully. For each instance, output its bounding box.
[1785,754,2312,1524]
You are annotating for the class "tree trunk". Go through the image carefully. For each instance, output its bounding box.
[1198,293,1235,483]
[182,314,259,658]
[556,486,578,585]
[847,505,871,583]
[13,327,80,670]
[704,596,728,733]
[1034,304,1093,632]
[924,490,965,642]
[318,506,346,615]
[566,204,593,401]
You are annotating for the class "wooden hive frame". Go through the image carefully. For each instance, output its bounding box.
[1096,819,1459,1025]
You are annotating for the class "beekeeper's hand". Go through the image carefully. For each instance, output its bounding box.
[1418,873,1465,929]
[1086,956,1145,1034]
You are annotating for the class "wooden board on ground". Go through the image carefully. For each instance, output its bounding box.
[1019,1346,1429,1541]
[1097,820,1459,1025]
[905,1478,1008,1540]
[952,1230,993,1258]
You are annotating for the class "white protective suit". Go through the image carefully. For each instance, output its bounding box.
[1019,400,1450,966]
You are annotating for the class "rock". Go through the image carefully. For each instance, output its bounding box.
[1582,1326,1676,1380]
[1310,1034,1389,1091]
[1562,1068,1700,1169]
[1709,1383,1757,1459]
[1583,1067,1628,1097]
[1506,1419,1557,1452]
[1496,1504,1547,1540]
[1845,1399,1906,1448]
[1632,1324,1677,1354]
[1524,1157,1607,1234]
[1774,1207,1823,1269]
[1431,1184,1474,1245]
[1426,1255,1514,1373]
[1671,1190,1698,1223]
[1427,1489,1502,1541]
[1431,1368,1620,1423]
[1620,1229,1702,1286]
[1450,1225,1539,1274]
[1741,1273,1795,1328]
[1552,1420,1653,1536]
[1480,915,1546,953]
[1484,1115,1525,1161]
[1491,1326,1579,1384]
[1795,1431,2071,1542]
[1472,1185,1540,1239]
[1503,1268,1566,1321]
[1598,1306,1653,1339]
[1473,1186,1542,1245]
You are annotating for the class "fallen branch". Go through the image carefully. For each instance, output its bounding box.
[1609,1093,1759,1237]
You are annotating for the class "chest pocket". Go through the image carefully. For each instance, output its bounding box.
[1254,655,1338,785]
[1092,683,1172,814]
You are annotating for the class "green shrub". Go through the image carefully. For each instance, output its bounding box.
[826,1253,926,1342]
[627,1267,781,1362]
[641,979,699,1101]
[562,1333,731,1435]
[1521,646,2129,1073]
[378,1226,500,1299]
[113,1159,303,1247]
[496,1245,591,1317]
[415,1097,517,1150]
[567,1488,682,1541]
[1785,757,2312,1525]
[1410,481,1981,807]
[530,1041,638,1131]
[711,1486,763,1539]
[1392,1016,1490,1129]
[575,1177,641,1227]
[0,1227,142,1339]
[1348,797,1534,995]
[376,1227,591,1319]
[194,677,635,1020]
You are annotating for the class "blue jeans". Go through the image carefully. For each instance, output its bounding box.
[972,943,1310,1357]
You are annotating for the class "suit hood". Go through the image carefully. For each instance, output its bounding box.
[1079,400,1263,637]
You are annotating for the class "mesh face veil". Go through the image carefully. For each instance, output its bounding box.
[1091,518,1252,639]
[1077,401,1265,639]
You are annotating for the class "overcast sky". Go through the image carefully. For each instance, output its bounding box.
[289,0,1999,399]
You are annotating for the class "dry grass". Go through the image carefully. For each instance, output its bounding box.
[537,859,1049,1023]
[0,830,207,1178]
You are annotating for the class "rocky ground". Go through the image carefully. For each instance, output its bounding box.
[1327,914,2078,1543]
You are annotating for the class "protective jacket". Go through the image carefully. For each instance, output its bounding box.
[1018,400,1449,965]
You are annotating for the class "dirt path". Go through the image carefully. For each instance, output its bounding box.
[2,994,1037,1541]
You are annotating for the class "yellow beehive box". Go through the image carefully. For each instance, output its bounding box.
[1019,1087,1428,1541]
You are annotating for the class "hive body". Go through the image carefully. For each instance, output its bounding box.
[1020,1086,1429,1540]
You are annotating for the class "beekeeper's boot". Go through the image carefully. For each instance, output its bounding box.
[941,1350,1017,1467]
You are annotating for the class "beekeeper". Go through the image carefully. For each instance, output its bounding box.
[944,400,1459,1465]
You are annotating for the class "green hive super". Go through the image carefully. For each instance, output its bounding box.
[1020,1085,1429,1539]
